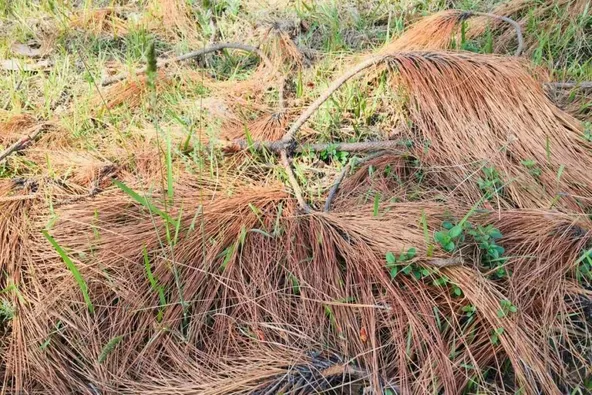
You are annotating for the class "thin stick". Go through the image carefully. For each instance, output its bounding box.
[225,139,407,154]
[280,150,311,213]
[468,11,524,57]
[0,124,49,163]
[545,81,592,90]
[324,152,387,212]
[101,43,273,86]
[281,55,388,143]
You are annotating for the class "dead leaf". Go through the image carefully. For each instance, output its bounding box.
[11,43,42,58]
[0,59,52,72]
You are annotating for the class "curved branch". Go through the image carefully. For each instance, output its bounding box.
[281,55,388,143]
[468,11,524,57]
[101,43,274,86]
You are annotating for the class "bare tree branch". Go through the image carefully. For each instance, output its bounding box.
[0,123,51,163]
[223,139,407,154]
[545,81,592,90]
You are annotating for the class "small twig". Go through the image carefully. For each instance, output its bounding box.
[101,43,273,86]
[324,152,387,212]
[467,11,524,57]
[0,124,50,163]
[280,150,311,213]
[225,138,407,154]
[545,81,592,90]
[281,55,388,143]
[301,140,406,153]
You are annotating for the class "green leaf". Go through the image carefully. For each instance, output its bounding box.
[386,252,396,265]
[220,244,235,271]
[444,241,455,252]
[453,286,462,297]
[406,248,416,259]
[442,221,453,230]
[557,164,565,182]
[490,229,502,239]
[389,267,398,279]
[448,225,463,239]
[509,305,517,313]
[434,231,448,245]
[497,309,506,318]
[402,265,412,275]
[373,192,380,216]
[43,231,93,314]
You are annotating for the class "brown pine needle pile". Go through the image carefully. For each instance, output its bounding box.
[1,2,591,394]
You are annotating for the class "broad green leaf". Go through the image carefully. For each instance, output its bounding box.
[449,225,463,239]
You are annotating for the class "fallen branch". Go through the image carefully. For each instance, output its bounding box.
[101,42,274,86]
[324,151,387,212]
[281,55,387,143]
[545,81,592,90]
[467,11,524,57]
[224,138,407,154]
[0,123,51,163]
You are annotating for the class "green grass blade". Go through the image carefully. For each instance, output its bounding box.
[43,230,94,314]
[98,335,123,364]
[113,180,172,224]
[143,246,166,322]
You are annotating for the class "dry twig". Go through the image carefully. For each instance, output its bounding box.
[0,123,51,163]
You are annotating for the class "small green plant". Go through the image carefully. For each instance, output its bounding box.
[0,299,15,323]
[385,248,417,279]
[465,223,508,278]
[497,299,518,318]
[462,304,477,318]
[521,159,542,177]
[434,221,464,252]
[319,144,349,165]
[575,249,592,282]
[477,166,503,199]
[582,121,592,142]
[490,327,505,345]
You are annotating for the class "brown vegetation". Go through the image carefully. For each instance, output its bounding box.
[1,2,591,394]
